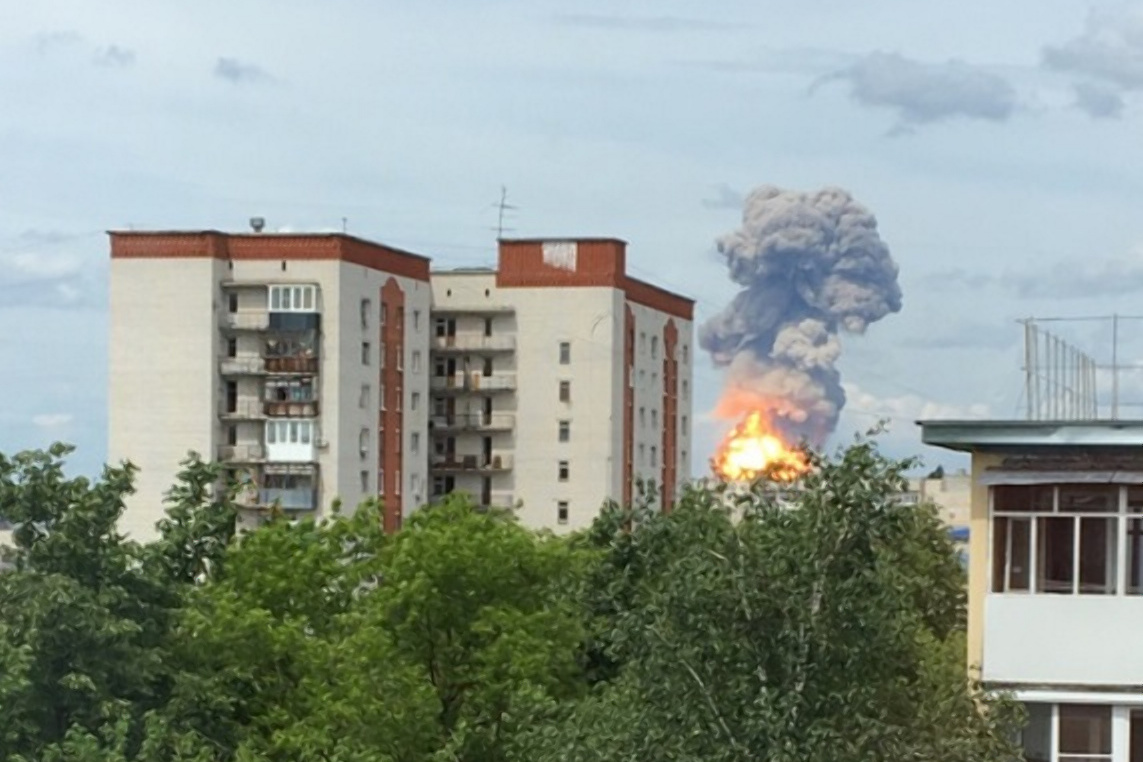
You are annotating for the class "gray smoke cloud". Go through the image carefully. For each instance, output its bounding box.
[701,185,903,445]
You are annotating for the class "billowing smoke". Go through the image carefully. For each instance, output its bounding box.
[701,185,902,445]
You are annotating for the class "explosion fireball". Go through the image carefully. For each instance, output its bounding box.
[711,411,810,483]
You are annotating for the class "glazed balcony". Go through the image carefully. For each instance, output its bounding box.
[259,487,318,511]
[264,355,319,375]
[263,400,320,417]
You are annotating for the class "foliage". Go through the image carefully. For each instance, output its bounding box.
[0,438,1021,762]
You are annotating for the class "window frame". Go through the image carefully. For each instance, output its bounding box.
[268,284,318,313]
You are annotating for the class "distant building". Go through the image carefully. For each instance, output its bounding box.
[921,418,1143,762]
[899,469,972,561]
[108,230,694,539]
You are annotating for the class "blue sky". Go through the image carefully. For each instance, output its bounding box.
[3,0,1143,478]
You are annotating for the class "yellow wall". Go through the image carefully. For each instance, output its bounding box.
[967,452,1002,675]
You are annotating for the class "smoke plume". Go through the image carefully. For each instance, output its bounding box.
[701,185,902,445]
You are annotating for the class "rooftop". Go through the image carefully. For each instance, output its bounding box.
[917,419,1143,452]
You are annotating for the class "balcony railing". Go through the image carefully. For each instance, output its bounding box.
[259,487,318,511]
[430,453,513,472]
[219,400,266,419]
[263,400,320,418]
[218,444,265,462]
[429,373,517,392]
[224,311,270,331]
[264,356,319,374]
[430,413,515,431]
[431,335,516,352]
[220,356,266,375]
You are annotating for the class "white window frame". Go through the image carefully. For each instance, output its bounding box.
[269,284,318,313]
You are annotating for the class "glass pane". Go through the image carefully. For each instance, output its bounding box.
[993,518,1009,593]
[289,422,299,443]
[303,287,313,310]
[1059,485,1118,513]
[1021,703,1051,762]
[1038,516,1075,593]
[270,287,281,310]
[282,288,292,310]
[1059,704,1111,754]
[266,423,276,444]
[1129,487,1143,513]
[1129,518,1143,595]
[300,423,311,445]
[1079,517,1117,594]
[1008,518,1031,591]
[994,485,1053,513]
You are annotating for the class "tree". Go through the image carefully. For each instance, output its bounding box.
[509,436,1024,762]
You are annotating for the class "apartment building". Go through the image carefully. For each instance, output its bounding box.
[899,469,971,560]
[920,418,1143,762]
[108,230,694,538]
[109,230,432,538]
[430,238,694,531]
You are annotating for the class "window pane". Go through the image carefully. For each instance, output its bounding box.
[1079,517,1117,594]
[282,288,292,310]
[1129,487,1143,513]
[303,287,313,310]
[1059,485,1117,513]
[270,287,281,310]
[994,485,1053,512]
[1128,518,1143,595]
[993,518,1009,593]
[266,422,277,444]
[300,422,311,445]
[1038,517,1075,593]
[1008,518,1031,591]
[1058,704,1111,755]
[289,422,299,443]
[1021,703,1052,762]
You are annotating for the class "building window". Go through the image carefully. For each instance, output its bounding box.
[483,357,493,376]
[226,337,237,358]
[413,309,421,331]
[359,384,370,409]
[558,341,570,364]
[380,303,387,326]
[361,342,371,365]
[361,298,371,329]
[650,446,658,467]
[651,409,658,429]
[265,419,316,445]
[361,470,370,493]
[559,380,570,403]
[226,425,237,446]
[682,345,689,364]
[558,460,569,482]
[682,380,689,398]
[484,318,493,337]
[651,336,659,359]
[991,484,1121,595]
[411,432,420,455]
[269,284,316,312]
[558,420,570,442]
[411,392,420,411]
[681,449,687,465]
[1058,704,1111,761]
[681,415,688,435]
[639,407,645,428]
[557,501,569,525]
[412,351,422,372]
[639,332,646,353]
[359,429,370,459]
[638,443,645,466]
[227,292,239,313]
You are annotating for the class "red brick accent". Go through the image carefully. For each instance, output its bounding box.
[623,305,635,508]
[495,239,694,320]
[662,320,679,512]
[109,231,430,281]
[380,278,406,533]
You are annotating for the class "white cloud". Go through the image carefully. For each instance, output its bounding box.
[32,413,73,429]
[843,383,991,424]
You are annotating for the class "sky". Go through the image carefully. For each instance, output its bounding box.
[3,0,1143,480]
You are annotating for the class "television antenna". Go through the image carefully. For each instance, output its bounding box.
[491,186,517,238]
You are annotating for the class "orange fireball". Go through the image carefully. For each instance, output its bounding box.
[712,411,809,482]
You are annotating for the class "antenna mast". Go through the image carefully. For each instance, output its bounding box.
[492,186,517,239]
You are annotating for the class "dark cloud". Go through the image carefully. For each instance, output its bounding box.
[930,258,1143,300]
[816,52,1017,131]
[1042,7,1143,118]
[93,45,136,68]
[552,13,739,33]
[899,322,1019,351]
[35,31,83,54]
[214,57,271,84]
[701,184,744,210]
[1073,81,1125,118]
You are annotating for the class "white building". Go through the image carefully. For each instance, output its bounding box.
[900,469,972,559]
[108,230,694,538]
[920,419,1143,762]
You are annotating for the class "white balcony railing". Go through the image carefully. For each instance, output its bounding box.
[219,356,266,375]
[431,335,516,352]
[224,311,270,331]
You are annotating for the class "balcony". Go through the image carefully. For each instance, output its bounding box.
[431,335,516,353]
[264,400,320,418]
[220,356,266,376]
[431,304,515,316]
[430,413,515,432]
[224,311,270,331]
[218,444,265,463]
[259,487,318,511]
[430,373,516,393]
[219,400,266,420]
[430,453,513,473]
[264,356,319,375]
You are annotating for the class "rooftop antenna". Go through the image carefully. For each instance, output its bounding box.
[249,217,265,233]
[491,186,517,239]
[341,217,348,234]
